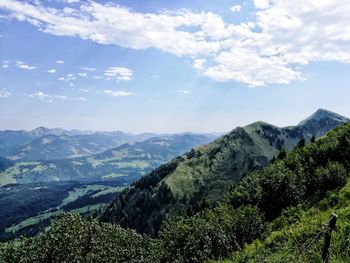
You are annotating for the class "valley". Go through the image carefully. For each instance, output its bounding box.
[0,129,215,240]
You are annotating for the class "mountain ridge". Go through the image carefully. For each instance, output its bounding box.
[101,109,350,236]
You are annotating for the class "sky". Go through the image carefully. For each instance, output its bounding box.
[0,0,349,133]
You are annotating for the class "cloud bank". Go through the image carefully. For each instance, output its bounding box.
[1,0,350,86]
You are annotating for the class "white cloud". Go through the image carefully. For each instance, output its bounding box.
[78,72,87,77]
[16,61,36,70]
[72,96,86,101]
[18,64,36,70]
[29,91,53,102]
[254,0,271,9]
[0,90,10,98]
[64,0,80,3]
[56,60,64,64]
[254,0,350,64]
[104,67,133,81]
[104,90,135,97]
[178,90,191,94]
[193,59,205,70]
[29,91,86,102]
[203,49,301,86]
[1,0,350,86]
[230,5,242,12]
[59,73,76,82]
[2,64,9,68]
[47,69,56,73]
[0,1,221,56]
[81,67,96,71]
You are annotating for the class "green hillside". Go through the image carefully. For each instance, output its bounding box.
[101,109,350,236]
[158,123,350,262]
[1,119,350,262]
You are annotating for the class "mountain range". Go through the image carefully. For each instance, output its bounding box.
[101,109,350,235]
[0,134,215,185]
[0,127,161,161]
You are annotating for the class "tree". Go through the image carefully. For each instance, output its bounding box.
[311,135,316,143]
[277,149,287,160]
[297,137,305,148]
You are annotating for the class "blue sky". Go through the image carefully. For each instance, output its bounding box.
[0,0,349,133]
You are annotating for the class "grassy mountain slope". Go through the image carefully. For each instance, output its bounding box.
[0,134,213,185]
[226,182,350,262]
[101,109,350,236]
[2,120,350,263]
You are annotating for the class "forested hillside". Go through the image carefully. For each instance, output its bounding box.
[101,109,349,236]
[1,120,350,262]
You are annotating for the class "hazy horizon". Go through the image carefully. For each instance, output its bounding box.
[1,108,348,134]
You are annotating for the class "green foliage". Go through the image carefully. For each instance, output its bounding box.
[227,124,350,220]
[159,205,264,262]
[226,186,350,263]
[0,213,161,263]
[211,123,350,262]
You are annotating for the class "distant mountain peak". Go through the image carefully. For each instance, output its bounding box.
[298,109,350,126]
[296,109,350,137]
[31,126,49,132]
[30,127,67,137]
